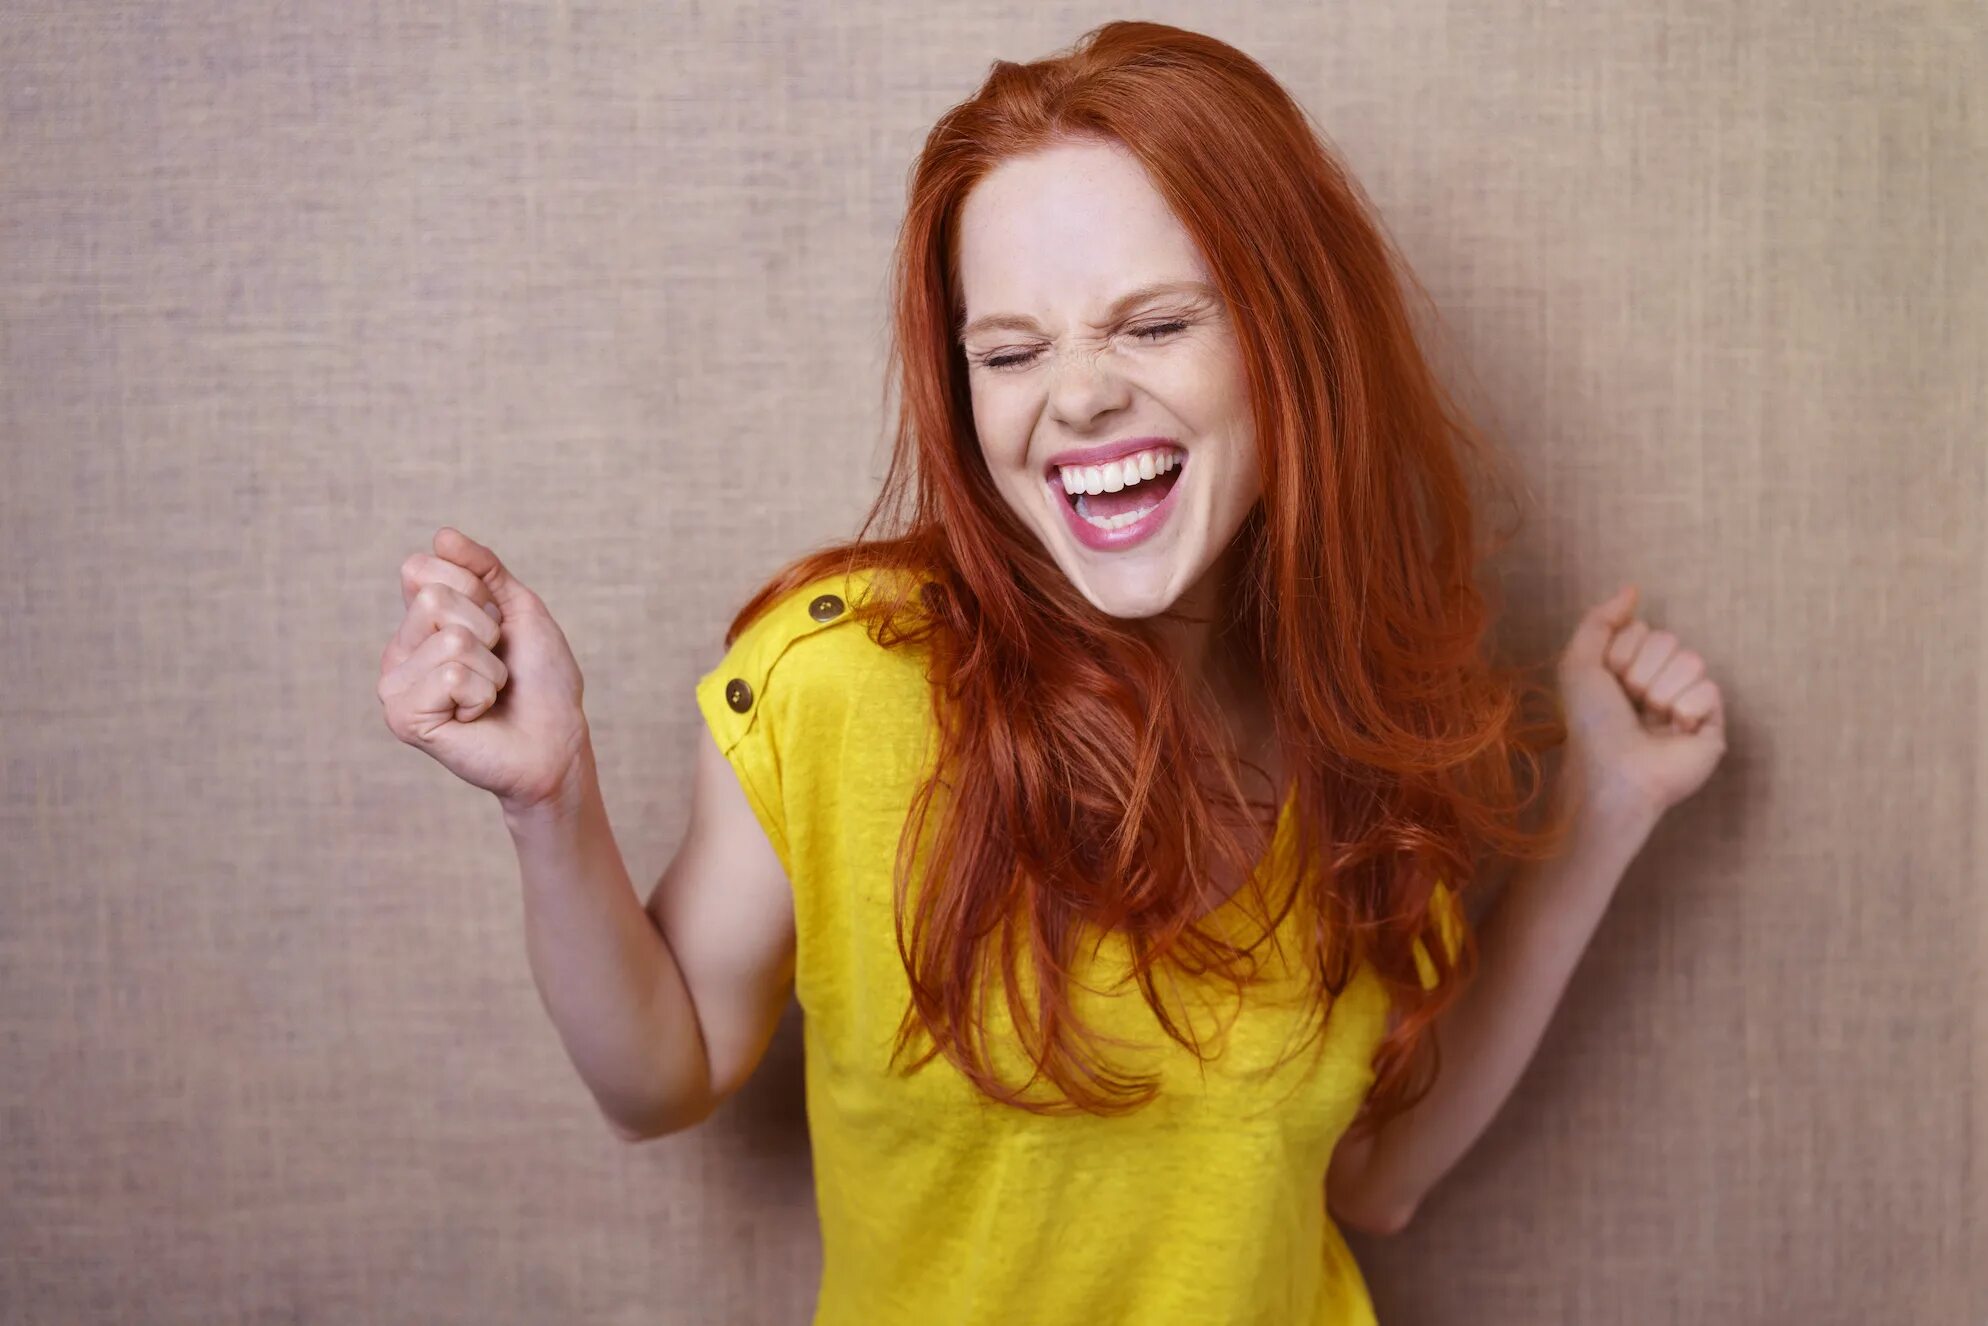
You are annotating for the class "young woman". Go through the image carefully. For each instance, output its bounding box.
[377,20,1727,1324]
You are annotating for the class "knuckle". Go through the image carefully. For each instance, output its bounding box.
[413,581,447,611]
[438,624,475,653]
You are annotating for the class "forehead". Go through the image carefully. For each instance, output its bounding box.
[955,139,1211,322]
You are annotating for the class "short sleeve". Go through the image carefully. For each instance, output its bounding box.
[696,652,792,879]
[1409,876,1465,992]
[693,573,873,882]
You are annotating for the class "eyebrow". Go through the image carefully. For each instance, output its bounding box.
[955,279,1220,341]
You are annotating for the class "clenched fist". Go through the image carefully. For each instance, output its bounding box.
[377,527,590,815]
[1555,582,1728,822]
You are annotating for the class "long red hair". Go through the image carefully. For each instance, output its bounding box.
[717,20,1575,1137]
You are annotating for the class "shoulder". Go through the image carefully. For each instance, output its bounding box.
[694,566,933,762]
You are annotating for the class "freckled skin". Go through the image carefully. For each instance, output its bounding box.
[955,138,1264,629]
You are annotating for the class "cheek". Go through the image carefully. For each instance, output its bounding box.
[969,394,1029,475]
[1229,424,1265,500]
[1203,430,1262,515]
[1179,368,1256,492]
[1178,345,1250,427]
[1208,371,1258,497]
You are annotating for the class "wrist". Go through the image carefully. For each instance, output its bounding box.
[500,736,600,834]
[1559,747,1665,833]
[1571,772,1665,848]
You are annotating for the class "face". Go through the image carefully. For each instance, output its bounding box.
[954,137,1262,621]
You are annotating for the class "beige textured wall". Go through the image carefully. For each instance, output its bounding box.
[3,4,1980,1322]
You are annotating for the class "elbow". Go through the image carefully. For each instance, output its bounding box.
[607,1116,655,1144]
[602,1092,718,1144]
[607,1111,670,1144]
[1334,1193,1418,1238]
[1364,1200,1417,1237]
[605,1111,701,1144]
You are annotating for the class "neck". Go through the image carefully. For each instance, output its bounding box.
[1147,577,1232,696]
[1143,539,1266,758]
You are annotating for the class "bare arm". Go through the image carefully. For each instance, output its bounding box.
[505,720,797,1141]
[1325,786,1662,1233]
[640,721,799,1114]
[1325,1106,1395,1235]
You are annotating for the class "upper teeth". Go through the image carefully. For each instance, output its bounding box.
[1056,447,1179,496]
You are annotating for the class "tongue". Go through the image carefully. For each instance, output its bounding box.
[1082,466,1181,518]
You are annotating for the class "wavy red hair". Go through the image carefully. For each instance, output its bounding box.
[717,20,1575,1137]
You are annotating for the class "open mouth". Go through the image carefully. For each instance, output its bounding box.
[1046,450,1189,549]
[1057,455,1185,527]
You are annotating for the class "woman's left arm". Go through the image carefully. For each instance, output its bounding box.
[1335,582,1729,1234]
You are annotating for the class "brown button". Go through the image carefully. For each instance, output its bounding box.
[724,678,753,712]
[808,593,845,622]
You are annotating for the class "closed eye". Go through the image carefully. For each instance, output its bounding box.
[978,320,1189,371]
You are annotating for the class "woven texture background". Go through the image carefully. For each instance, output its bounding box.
[3,3,1981,1322]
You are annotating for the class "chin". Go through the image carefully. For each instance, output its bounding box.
[1067,559,1194,620]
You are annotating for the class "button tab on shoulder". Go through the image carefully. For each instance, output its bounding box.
[724,678,754,712]
[807,592,845,622]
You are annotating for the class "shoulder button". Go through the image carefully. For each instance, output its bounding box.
[807,592,845,622]
[724,677,754,712]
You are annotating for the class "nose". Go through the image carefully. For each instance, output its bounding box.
[1045,344,1134,431]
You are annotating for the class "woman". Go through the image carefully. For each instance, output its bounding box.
[376,20,1728,1324]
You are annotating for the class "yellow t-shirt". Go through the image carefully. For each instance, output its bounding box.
[695,567,1461,1326]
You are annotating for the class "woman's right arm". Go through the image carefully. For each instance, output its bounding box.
[505,725,798,1143]
[377,526,795,1143]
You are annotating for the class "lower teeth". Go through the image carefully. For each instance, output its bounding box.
[1074,492,1159,529]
